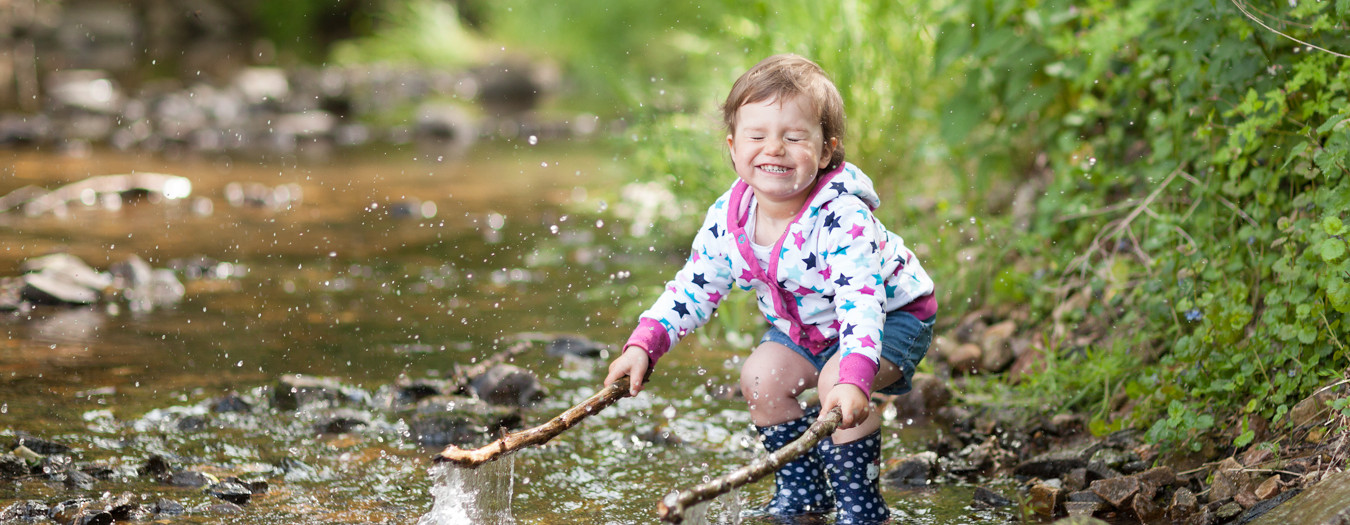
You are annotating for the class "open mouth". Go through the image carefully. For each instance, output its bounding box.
[758,164,790,174]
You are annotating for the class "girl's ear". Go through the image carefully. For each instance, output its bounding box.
[726,134,736,166]
[819,137,839,170]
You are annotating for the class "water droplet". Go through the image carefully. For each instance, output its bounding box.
[528,135,538,145]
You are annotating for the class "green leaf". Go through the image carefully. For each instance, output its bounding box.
[1317,113,1349,134]
[1322,238,1347,262]
[1235,429,1255,448]
[1325,217,1346,236]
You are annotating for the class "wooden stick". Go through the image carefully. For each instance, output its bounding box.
[433,377,632,467]
[657,408,842,524]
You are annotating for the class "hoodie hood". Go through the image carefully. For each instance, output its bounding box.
[728,162,879,232]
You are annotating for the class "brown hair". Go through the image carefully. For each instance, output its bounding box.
[721,54,846,173]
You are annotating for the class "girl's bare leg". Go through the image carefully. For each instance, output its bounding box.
[818,355,902,443]
[740,342,820,427]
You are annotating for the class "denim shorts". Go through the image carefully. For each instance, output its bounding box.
[759,310,936,395]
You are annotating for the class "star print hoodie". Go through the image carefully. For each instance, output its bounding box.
[624,162,936,395]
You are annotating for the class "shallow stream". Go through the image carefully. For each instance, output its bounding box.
[1,144,1017,523]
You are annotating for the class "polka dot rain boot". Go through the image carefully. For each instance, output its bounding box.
[820,431,890,524]
[754,408,834,517]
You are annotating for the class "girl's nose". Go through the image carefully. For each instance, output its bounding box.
[765,137,786,155]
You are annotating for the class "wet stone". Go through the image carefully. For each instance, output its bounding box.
[151,498,186,516]
[225,476,269,495]
[1015,454,1086,479]
[1215,501,1245,520]
[273,374,365,410]
[972,486,1013,508]
[1,500,49,521]
[1064,467,1091,492]
[1028,482,1061,517]
[1138,466,1178,489]
[1168,487,1199,522]
[139,455,174,477]
[63,468,97,490]
[1254,475,1282,500]
[545,334,607,358]
[314,408,371,434]
[48,498,95,523]
[0,454,28,478]
[1065,500,1103,517]
[469,364,546,408]
[207,480,253,505]
[1067,490,1106,504]
[21,272,99,304]
[14,432,74,456]
[886,452,937,487]
[1090,475,1140,508]
[21,254,112,291]
[1211,463,1248,502]
[392,378,453,406]
[211,391,253,413]
[1047,518,1110,525]
[72,510,113,525]
[166,470,214,488]
[1132,492,1164,522]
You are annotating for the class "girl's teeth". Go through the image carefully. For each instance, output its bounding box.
[761,166,788,173]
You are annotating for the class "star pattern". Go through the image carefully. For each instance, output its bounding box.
[636,166,933,395]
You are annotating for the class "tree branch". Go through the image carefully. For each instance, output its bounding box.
[433,377,632,468]
[657,408,842,524]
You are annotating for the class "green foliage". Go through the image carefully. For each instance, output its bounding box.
[935,0,1350,449]
[330,0,484,68]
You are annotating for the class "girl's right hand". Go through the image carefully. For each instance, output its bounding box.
[604,346,650,397]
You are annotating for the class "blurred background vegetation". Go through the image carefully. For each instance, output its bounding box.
[185,0,1350,453]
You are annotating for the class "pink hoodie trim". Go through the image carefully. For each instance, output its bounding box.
[625,317,672,365]
[837,352,879,395]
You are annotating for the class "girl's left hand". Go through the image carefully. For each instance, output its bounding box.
[821,384,870,429]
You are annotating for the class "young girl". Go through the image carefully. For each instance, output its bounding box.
[605,54,936,524]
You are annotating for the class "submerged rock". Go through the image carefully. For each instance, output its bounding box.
[0,454,28,478]
[15,433,72,455]
[544,334,608,358]
[1,500,49,521]
[272,374,369,410]
[885,451,937,487]
[206,480,253,505]
[406,396,521,448]
[972,486,1013,508]
[469,364,546,408]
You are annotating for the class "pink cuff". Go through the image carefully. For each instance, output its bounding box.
[837,352,879,396]
[625,318,672,366]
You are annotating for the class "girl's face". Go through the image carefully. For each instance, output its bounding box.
[727,95,837,212]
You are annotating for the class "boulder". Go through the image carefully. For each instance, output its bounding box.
[207,480,253,505]
[1090,475,1140,509]
[273,374,368,410]
[21,253,112,291]
[1028,482,1061,517]
[469,364,546,407]
[979,320,1017,372]
[887,373,951,422]
[884,451,936,487]
[1015,453,1086,480]
[972,486,1013,508]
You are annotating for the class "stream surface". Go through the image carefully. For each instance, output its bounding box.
[1,144,1016,523]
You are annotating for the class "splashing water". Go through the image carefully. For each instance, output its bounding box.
[418,456,516,524]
